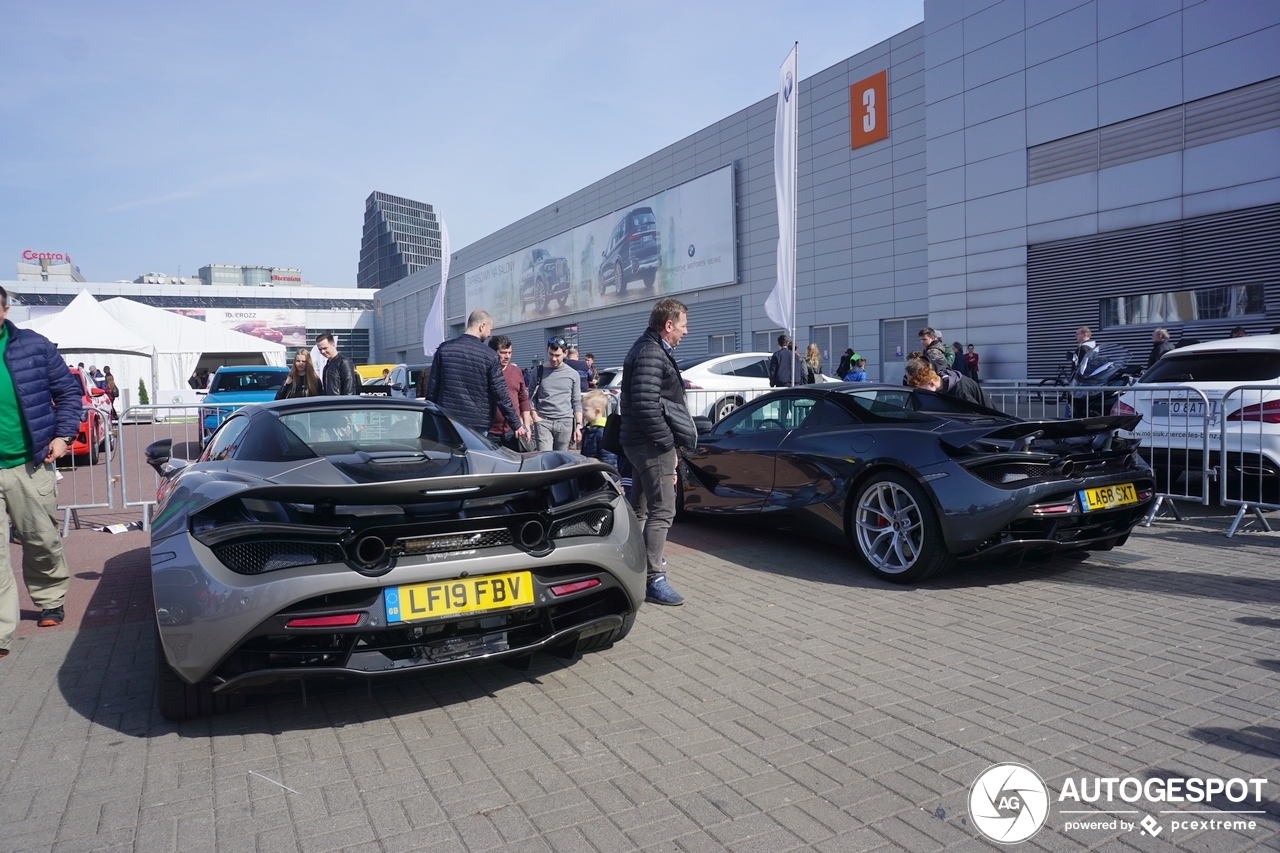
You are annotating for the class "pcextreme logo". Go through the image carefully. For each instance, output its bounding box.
[968,764,1270,844]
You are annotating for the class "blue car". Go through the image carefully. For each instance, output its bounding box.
[200,366,290,441]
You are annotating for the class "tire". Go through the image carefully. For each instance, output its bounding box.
[155,623,238,721]
[598,273,607,296]
[535,279,548,312]
[643,271,655,288]
[87,439,99,466]
[557,295,568,308]
[711,396,743,423]
[850,471,955,583]
[615,262,626,295]
[577,611,635,653]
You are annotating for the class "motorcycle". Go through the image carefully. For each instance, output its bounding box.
[1065,342,1142,418]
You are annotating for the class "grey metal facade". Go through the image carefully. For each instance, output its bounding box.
[376,1,1280,380]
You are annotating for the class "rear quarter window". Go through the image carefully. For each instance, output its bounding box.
[1143,351,1280,383]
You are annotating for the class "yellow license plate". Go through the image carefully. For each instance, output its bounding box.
[385,571,534,624]
[1079,483,1138,512]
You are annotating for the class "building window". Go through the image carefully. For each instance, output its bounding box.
[1100,284,1265,328]
[708,333,735,354]
[754,330,783,352]
[809,324,848,375]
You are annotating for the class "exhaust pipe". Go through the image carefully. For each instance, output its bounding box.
[518,520,546,549]
[1052,459,1075,478]
[354,535,387,566]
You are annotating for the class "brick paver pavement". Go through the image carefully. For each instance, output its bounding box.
[2,506,1278,852]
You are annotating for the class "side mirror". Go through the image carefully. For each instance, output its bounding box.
[693,416,714,435]
[145,439,174,476]
[601,251,606,259]
[391,383,405,392]
[90,387,105,396]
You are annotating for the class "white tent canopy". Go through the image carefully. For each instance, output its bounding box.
[99,297,287,392]
[18,290,156,407]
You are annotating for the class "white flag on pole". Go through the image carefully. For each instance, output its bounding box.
[764,43,798,336]
[423,218,450,357]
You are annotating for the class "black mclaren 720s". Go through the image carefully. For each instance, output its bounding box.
[145,397,644,720]
[677,383,1155,583]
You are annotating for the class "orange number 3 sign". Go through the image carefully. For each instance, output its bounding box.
[850,70,889,149]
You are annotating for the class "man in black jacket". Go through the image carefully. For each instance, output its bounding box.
[425,310,526,440]
[316,334,358,396]
[1147,327,1175,370]
[768,334,807,387]
[620,298,697,606]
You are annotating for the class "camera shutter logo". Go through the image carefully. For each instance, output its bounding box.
[969,763,1050,844]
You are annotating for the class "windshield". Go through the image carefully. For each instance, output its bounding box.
[631,212,657,230]
[209,371,287,393]
[1142,351,1280,383]
[275,407,463,456]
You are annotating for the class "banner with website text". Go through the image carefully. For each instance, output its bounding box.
[465,165,736,328]
[203,309,308,348]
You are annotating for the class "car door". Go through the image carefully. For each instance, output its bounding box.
[770,395,864,511]
[681,396,792,513]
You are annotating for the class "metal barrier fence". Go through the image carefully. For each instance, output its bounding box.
[682,386,775,423]
[1217,383,1280,537]
[117,403,242,530]
[980,383,1217,524]
[55,407,116,535]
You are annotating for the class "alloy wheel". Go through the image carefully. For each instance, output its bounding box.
[855,480,924,574]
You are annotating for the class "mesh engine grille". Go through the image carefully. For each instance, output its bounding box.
[214,541,347,574]
[971,463,1052,485]
[550,508,614,538]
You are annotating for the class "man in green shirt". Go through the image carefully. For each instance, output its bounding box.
[1,286,83,659]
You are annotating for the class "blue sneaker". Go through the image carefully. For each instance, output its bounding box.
[645,573,684,606]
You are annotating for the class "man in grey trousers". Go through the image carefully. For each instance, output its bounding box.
[619,298,698,606]
[529,337,583,451]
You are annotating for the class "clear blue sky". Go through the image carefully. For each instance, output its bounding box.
[1,1,923,288]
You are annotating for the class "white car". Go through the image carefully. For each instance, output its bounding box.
[1112,334,1280,503]
[603,353,837,422]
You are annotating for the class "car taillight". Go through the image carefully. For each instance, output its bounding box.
[683,380,703,389]
[286,613,362,628]
[1109,400,1137,416]
[1225,399,1280,423]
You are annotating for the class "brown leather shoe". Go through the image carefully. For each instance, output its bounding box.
[37,606,65,627]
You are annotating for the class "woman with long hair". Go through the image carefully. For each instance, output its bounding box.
[804,343,821,383]
[275,348,322,399]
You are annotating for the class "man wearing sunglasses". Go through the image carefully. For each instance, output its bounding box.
[528,337,583,451]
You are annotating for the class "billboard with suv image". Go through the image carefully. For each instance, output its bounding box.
[466,165,735,326]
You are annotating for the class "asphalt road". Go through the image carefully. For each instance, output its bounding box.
[2,499,1278,852]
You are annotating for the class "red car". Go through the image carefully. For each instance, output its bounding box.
[66,368,112,464]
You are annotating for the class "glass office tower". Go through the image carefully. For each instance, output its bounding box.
[357,192,441,290]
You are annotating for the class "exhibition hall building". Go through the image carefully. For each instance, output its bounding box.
[374,1,1280,380]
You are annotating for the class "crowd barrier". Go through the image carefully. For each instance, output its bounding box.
[1217,384,1280,537]
[106,387,1271,538]
[117,403,242,530]
[55,408,115,535]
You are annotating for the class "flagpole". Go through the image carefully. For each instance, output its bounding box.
[783,43,793,381]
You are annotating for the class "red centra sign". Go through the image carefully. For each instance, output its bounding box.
[22,250,67,261]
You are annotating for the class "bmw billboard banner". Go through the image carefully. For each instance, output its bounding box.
[465,164,737,327]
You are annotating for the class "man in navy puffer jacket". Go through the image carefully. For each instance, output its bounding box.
[425,309,526,441]
[1,285,84,658]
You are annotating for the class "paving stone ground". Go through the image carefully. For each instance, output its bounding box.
[2,504,1278,852]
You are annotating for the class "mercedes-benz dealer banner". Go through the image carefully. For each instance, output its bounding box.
[465,165,736,327]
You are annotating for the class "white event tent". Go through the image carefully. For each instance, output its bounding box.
[99,297,287,393]
[18,290,156,407]
[18,291,290,408]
